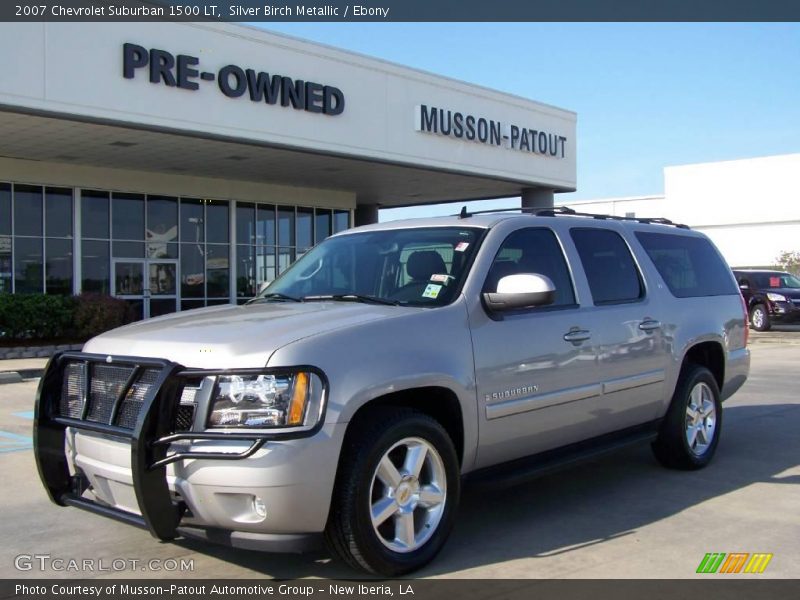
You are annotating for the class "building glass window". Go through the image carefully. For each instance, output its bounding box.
[81,240,110,294]
[46,238,73,295]
[14,185,43,237]
[206,244,229,298]
[146,195,178,258]
[45,188,73,238]
[206,200,229,244]
[180,198,204,244]
[297,208,313,255]
[81,190,110,239]
[334,210,350,233]
[237,203,256,246]
[112,193,145,240]
[14,236,43,293]
[257,204,275,246]
[278,206,295,247]
[236,244,256,299]
[0,184,10,293]
[315,209,331,244]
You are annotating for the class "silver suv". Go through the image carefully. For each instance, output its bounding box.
[34,207,750,575]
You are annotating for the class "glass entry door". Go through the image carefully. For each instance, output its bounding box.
[113,259,178,319]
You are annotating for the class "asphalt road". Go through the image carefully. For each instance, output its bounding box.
[0,344,797,579]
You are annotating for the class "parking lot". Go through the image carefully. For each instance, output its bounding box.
[0,341,798,579]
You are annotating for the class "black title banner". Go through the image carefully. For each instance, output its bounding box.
[4,580,800,600]
[3,0,800,22]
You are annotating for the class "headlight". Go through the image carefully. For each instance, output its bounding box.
[208,371,323,429]
[767,292,787,302]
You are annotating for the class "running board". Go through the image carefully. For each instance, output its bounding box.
[465,420,661,490]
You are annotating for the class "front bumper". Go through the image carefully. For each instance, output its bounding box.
[34,352,341,550]
[769,300,800,321]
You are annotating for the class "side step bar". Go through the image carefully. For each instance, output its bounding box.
[465,420,661,490]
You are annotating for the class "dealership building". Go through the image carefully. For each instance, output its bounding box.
[563,154,800,269]
[0,22,576,318]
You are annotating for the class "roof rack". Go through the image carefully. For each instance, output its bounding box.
[455,205,690,229]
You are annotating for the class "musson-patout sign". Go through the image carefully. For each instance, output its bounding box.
[414,104,568,158]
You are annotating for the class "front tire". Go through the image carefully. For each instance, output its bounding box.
[750,303,771,331]
[652,365,722,470]
[325,409,460,576]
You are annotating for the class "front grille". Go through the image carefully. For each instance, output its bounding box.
[87,365,135,424]
[116,368,160,428]
[57,360,191,432]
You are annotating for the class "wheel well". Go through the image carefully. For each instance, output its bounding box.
[683,342,724,390]
[346,387,465,465]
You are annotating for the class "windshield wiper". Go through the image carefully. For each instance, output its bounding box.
[302,294,401,306]
[246,292,303,304]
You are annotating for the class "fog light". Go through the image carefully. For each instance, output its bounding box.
[253,496,267,519]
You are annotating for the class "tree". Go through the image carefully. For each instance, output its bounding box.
[776,250,800,275]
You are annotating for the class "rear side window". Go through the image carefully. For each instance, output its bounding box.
[635,231,737,298]
[571,228,643,305]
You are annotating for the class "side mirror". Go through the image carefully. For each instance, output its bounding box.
[483,273,556,312]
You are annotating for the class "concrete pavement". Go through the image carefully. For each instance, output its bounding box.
[0,344,797,579]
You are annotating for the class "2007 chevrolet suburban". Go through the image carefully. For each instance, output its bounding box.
[34,207,750,575]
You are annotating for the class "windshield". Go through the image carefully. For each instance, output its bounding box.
[255,227,482,307]
[752,272,800,289]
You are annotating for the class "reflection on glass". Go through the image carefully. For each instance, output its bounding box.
[149,262,176,296]
[206,200,229,244]
[45,238,73,295]
[206,244,229,297]
[236,244,255,298]
[45,188,73,238]
[81,190,110,239]
[333,210,350,234]
[0,235,11,293]
[124,299,144,322]
[112,193,145,240]
[14,237,43,293]
[278,206,295,247]
[278,247,294,275]
[14,185,43,237]
[114,262,144,296]
[180,198,204,243]
[257,246,276,287]
[297,207,313,250]
[315,209,331,244]
[236,203,255,246]
[81,240,110,294]
[1,183,12,236]
[181,299,205,312]
[257,204,275,246]
[146,196,178,258]
[112,241,145,258]
[181,243,205,298]
[149,298,177,318]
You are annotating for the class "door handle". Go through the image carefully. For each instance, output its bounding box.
[563,329,591,343]
[639,319,662,332]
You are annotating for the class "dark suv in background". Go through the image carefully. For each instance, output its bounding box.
[733,269,800,331]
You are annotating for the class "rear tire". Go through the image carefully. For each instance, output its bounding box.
[750,303,771,331]
[652,365,722,470]
[325,408,460,576]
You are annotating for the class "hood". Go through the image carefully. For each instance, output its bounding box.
[83,301,413,368]
[768,288,800,299]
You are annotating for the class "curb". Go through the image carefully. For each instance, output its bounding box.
[0,368,45,385]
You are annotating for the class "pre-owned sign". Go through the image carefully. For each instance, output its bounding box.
[122,43,345,116]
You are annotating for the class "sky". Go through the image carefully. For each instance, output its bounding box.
[255,23,800,219]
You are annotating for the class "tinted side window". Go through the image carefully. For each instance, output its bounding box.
[636,232,737,298]
[484,228,575,306]
[571,228,643,305]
